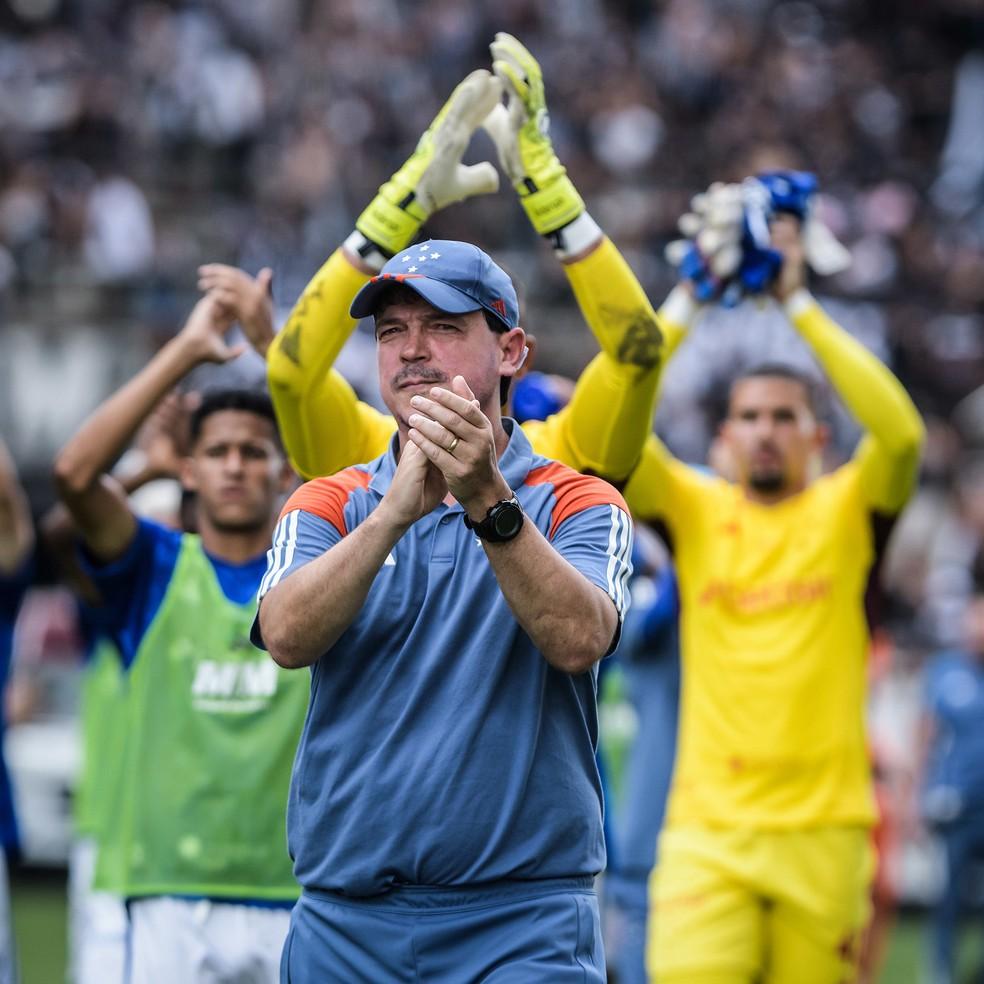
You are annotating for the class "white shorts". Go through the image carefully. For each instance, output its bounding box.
[67,838,127,984]
[128,895,291,984]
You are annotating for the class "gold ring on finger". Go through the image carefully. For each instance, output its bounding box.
[447,436,460,454]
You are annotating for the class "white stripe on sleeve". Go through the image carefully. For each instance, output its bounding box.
[258,513,289,598]
[259,510,299,599]
[604,504,633,618]
[616,511,633,616]
[605,504,619,609]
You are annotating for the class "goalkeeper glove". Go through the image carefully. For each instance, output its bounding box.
[751,170,851,276]
[666,173,846,306]
[665,182,748,303]
[345,70,502,270]
[482,32,600,258]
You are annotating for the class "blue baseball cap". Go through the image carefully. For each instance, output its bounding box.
[350,240,520,330]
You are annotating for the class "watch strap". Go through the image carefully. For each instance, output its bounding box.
[463,494,524,543]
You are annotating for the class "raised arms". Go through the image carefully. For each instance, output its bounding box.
[53,297,239,560]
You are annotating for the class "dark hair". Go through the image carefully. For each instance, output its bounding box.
[369,283,424,320]
[482,310,515,407]
[729,363,822,418]
[482,309,508,335]
[188,389,280,445]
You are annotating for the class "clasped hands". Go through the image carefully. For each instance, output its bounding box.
[382,376,511,530]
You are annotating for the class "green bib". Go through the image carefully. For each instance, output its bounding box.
[98,534,308,900]
[75,638,127,842]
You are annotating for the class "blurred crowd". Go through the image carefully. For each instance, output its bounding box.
[2,1,983,370]
[2,0,984,940]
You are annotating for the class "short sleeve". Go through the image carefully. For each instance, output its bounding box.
[526,464,634,629]
[552,501,634,626]
[253,469,373,650]
[256,509,343,603]
[251,508,343,650]
[78,518,182,668]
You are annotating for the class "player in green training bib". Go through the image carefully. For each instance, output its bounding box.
[55,295,301,984]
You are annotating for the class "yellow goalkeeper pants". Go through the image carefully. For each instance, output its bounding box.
[647,825,874,984]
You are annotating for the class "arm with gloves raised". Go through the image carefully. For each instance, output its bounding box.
[485,34,696,481]
[485,33,691,366]
[263,71,503,478]
[770,218,924,514]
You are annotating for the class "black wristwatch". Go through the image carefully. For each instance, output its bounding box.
[464,494,525,543]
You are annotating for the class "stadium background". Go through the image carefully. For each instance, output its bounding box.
[1,0,983,980]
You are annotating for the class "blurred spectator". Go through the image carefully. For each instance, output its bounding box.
[83,172,154,283]
[923,453,984,646]
[931,51,984,218]
[917,551,984,984]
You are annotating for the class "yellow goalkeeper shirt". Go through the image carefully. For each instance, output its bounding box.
[623,291,924,830]
[267,237,683,480]
[645,451,878,828]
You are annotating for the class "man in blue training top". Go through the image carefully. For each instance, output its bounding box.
[919,549,984,984]
[605,538,680,984]
[254,240,634,983]
[55,295,304,984]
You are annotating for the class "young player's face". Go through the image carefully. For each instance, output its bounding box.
[182,410,287,533]
[722,377,825,497]
[375,295,522,429]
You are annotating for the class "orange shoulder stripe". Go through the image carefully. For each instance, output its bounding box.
[278,467,371,535]
[526,462,629,539]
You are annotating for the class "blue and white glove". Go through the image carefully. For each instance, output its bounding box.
[666,172,850,306]
[665,182,748,304]
[747,170,851,276]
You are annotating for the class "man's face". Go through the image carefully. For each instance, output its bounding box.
[181,410,288,533]
[375,294,523,427]
[721,376,825,497]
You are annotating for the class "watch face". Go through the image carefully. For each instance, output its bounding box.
[493,503,524,539]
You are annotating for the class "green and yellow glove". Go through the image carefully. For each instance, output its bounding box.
[346,70,503,270]
[483,32,600,257]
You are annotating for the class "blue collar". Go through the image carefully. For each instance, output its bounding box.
[368,418,533,504]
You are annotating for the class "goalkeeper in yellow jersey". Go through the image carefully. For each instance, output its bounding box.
[633,215,924,984]
[199,35,693,485]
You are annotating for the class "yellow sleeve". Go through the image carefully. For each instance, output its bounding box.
[523,413,682,524]
[549,238,696,481]
[544,353,660,480]
[562,237,688,367]
[622,434,706,529]
[267,248,396,478]
[786,291,925,514]
[275,369,396,481]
